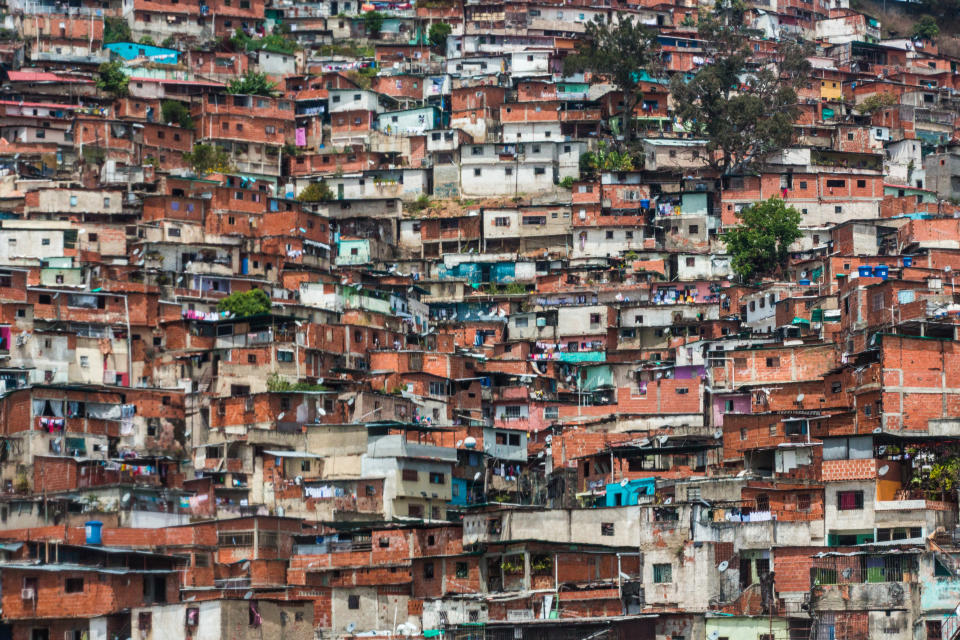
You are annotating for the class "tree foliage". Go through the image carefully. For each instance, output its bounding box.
[229,28,300,54]
[96,60,129,96]
[217,289,271,317]
[297,181,335,202]
[161,100,193,129]
[183,143,233,176]
[855,92,898,115]
[563,16,661,144]
[103,17,131,44]
[428,22,452,50]
[670,0,810,176]
[364,11,385,37]
[138,35,156,46]
[227,71,279,96]
[724,197,802,280]
[912,14,940,40]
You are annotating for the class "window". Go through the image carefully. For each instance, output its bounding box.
[508,434,520,446]
[826,179,846,188]
[456,562,468,578]
[402,469,418,482]
[688,225,698,234]
[65,577,83,593]
[544,406,558,420]
[686,257,696,267]
[423,562,435,579]
[429,472,445,484]
[473,168,481,177]
[348,595,360,609]
[505,167,513,176]
[676,387,689,395]
[832,382,842,393]
[653,564,672,583]
[797,493,811,511]
[494,217,510,227]
[601,522,614,536]
[534,167,546,175]
[277,350,294,362]
[590,313,601,325]
[837,490,864,510]
[857,180,866,188]
[766,357,780,368]
[606,230,614,239]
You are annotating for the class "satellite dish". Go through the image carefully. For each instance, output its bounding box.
[873,427,882,433]
[878,446,887,455]
[277,412,285,421]
[664,497,673,505]
[277,506,285,517]
[295,476,302,485]
[718,560,729,572]
[620,479,629,487]
[796,393,805,403]
[878,465,889,475]
[244,591,254,600]
[473,472,482,481]
[456,440,463,447]
[346,623,357,633]
[657,435,669,444]
[120,492,132,506]
[463,436,477,449]
[318,406,326,416]
[713,430,723,439]
[709,632,720,640]
[841,568,853,579]
[241,560,250,570]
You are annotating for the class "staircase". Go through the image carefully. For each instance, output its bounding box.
[929,531,960,640]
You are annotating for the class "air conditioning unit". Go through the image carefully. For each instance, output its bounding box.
[21,588,34,600]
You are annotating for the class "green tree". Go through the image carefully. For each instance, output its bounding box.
[855,92,898,115]
[96,60,129,96]
[161,100,193,129]
[183,143,233,176]
[297,181,334,202]
[217,289,271,317]
[428,22,452,50]
[103,17,131,44]
[364,11,385,37]
[563,15,661,144]
[670,0,810,176]
[227,71,278,96]
[913,14,940,40]
[138,35,156,46]
[723,197,802,280]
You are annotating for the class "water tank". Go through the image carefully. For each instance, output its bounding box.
[858,266,873,277]
[874,265,889,280]
[903,256,913,267]
[463,437,477,449]
[85,521,103,545]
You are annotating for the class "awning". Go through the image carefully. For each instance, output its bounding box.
[791,317,811,326]
[263,450,325,459]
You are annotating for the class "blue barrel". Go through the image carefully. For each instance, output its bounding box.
[858,266,873,277]
[799,279,811,285]
[903,256,913,267]
[85,521,103,545]
[640,199,650,209]
[875,265,889,280]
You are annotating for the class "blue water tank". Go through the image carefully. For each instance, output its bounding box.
[85,520,103,545]
[903,256,914,267]
[858,266,874,277]
[799,279,811,286]
[875,265,889,280]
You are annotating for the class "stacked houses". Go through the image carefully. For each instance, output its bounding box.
[0,0,959,639]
